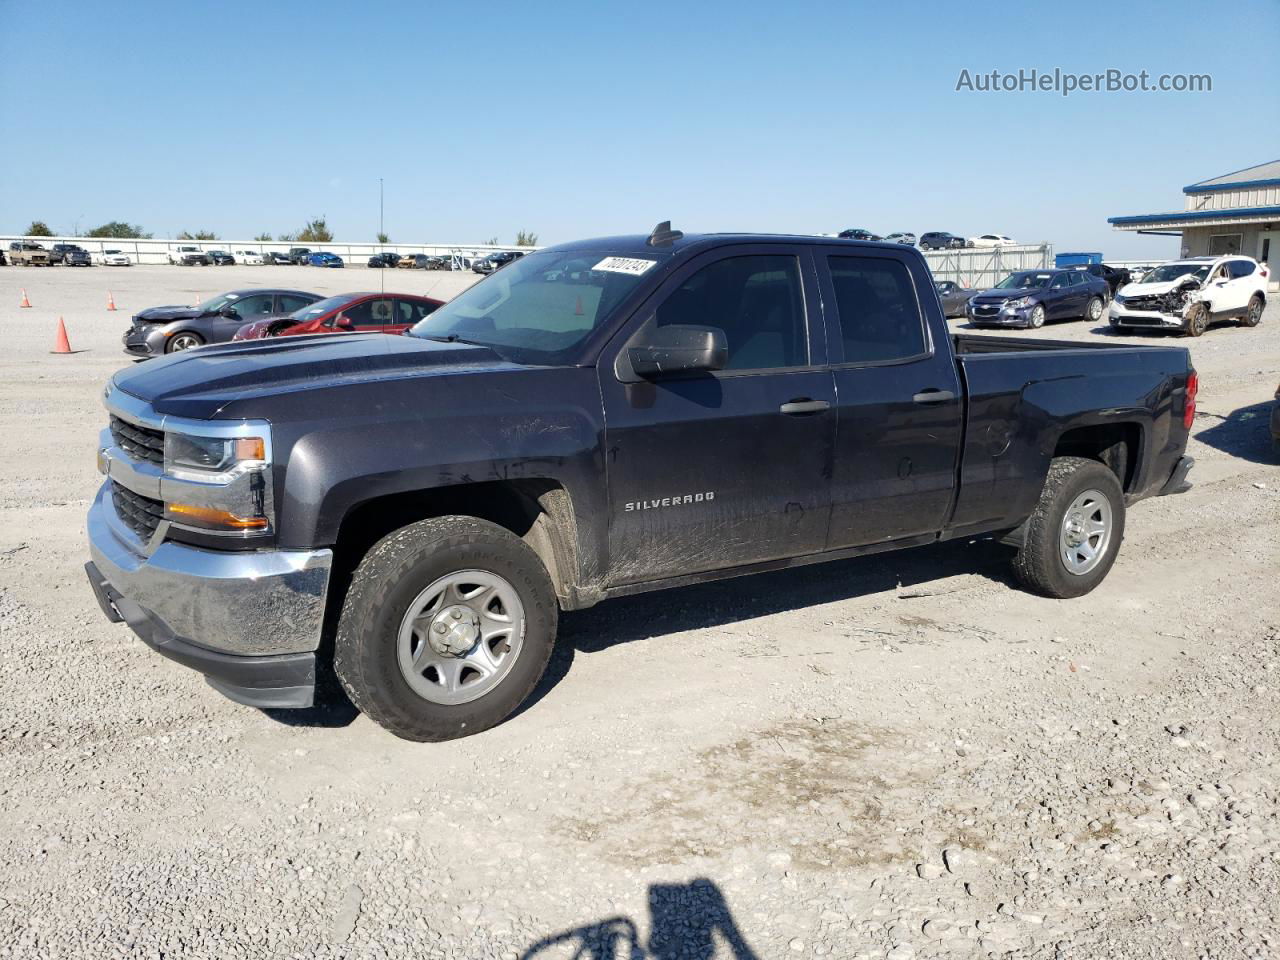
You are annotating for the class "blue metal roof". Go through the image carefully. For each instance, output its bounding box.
[1108,205,1280,226]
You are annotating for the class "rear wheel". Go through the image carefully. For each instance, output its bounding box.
[334,516,558,742]
[1012,456,1126,599]
[1183,303,1209,337]
[1240,294,1263,328]
[1085,296,1104,322]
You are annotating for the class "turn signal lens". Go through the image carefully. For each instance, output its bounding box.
[1183,370,1198,429]
[166,503,268,531]
[233,437,265,461]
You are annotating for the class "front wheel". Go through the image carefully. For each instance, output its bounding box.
[166,332,204,352]
[1012,456,1125,599]
[1085,296,1104,323]
[1240,294,1263,328]
[1028,304,1046,329]
[334,516,558,742]
[1184,303,1209,337]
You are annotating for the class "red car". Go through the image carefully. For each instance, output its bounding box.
[231,292,443,341]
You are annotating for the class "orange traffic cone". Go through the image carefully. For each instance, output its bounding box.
[52,317,72,354]
[20,288,32,308]
[107,291,118,311]
[574,295,584,316]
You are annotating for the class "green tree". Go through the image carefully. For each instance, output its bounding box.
[177,230,219,241]
[296,218,334,243]
[277,232,296,242]
[483,236,499,246]
[25,220,53,237]
[376,232,390,244]
[87,221,151,239]
[254,232,273,241]
[515,230,538,247]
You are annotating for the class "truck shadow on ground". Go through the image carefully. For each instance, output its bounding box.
[518,536,1015,716]
[1195,400,1276,465]
[519,877,759,960]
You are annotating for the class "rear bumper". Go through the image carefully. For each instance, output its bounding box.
[1158,456,1194,496]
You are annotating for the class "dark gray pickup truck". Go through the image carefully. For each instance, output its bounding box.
[86,225,1197,741]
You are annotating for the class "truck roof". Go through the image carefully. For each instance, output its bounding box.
[544,231,915,257]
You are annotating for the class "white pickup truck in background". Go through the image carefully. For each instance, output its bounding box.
[167,245,211,266]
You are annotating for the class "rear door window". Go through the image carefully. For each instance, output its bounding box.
[1228,260,1255,279]
[827,256,928,364]
[278,294,315,314]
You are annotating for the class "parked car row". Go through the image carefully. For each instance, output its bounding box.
[121,287,444,357]
[836,229,1018,250]
[937,253,1269,338]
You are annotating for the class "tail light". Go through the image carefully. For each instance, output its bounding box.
[1183,370,1198,429]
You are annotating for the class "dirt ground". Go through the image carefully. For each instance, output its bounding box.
[0,263,1277,960]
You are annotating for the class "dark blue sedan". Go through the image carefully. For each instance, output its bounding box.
[308,252,345,268]
[966,268,1110,329]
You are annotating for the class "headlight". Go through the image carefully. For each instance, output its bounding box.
[1113,294,1125,305]
[1006,297,1033,309]
[164,432,267,483]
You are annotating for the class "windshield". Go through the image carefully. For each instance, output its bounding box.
[289,294,359,322]
[995,271,1052,290]
[1143,262,1211,284]
[196,292,242,312]
[408,249,660,363]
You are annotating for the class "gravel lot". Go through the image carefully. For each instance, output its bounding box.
[0,263,1277,959]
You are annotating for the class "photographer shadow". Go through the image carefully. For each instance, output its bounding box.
[520,878,759,960]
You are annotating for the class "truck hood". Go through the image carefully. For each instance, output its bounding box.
[135,305,205,324]
[112,333,512,419]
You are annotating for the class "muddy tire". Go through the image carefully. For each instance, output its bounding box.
[334,516,558,742]
[1184,303,1209,337]
[1011,456,1126,599]
[1240,294,1263,328]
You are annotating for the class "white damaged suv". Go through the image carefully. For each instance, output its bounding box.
[1110,255,1268,337]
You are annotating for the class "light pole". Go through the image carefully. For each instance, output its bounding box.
[379,178,385,294]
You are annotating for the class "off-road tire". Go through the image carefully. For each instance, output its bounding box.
[1240,294,1263,328]
[1184,303,1209,337]
[1011,456,1126,599]
[334,516,558,742]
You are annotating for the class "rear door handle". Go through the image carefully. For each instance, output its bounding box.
[779,398,831,415]
[912,389,956,404]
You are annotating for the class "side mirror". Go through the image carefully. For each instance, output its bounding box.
[624,324,727,380]
[219,306,239,318]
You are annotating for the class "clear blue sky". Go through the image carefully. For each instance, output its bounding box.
[2,0,1277,258]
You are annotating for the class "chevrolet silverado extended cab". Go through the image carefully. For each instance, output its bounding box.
[86,226,1197,741]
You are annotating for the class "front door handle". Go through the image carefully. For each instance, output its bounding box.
[913,389,956,404]
[779,398,831,415]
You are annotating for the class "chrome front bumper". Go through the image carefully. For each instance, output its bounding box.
[87,482,332,657]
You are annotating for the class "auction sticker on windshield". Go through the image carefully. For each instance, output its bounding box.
[592,257,657,276]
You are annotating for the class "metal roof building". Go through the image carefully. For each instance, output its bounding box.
[1108,159,1280,290]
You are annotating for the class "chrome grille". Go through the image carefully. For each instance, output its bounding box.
[109,415,164,465]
